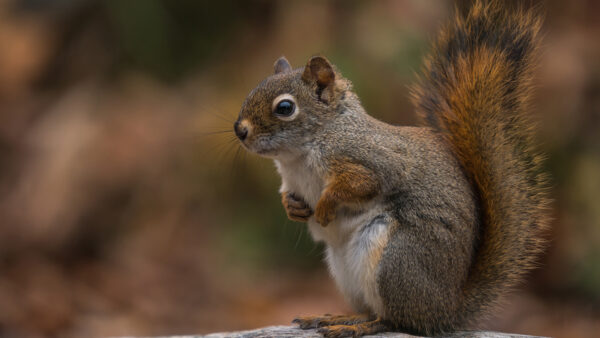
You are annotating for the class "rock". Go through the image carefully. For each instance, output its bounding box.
[151,325,547,338]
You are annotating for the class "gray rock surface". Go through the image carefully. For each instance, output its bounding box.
[148,325,547,338]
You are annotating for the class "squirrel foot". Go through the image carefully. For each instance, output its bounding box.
[282,192,313,222]
[292,314,370,329]
[316,318,390,338]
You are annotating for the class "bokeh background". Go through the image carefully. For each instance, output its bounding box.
[0,0,599,337]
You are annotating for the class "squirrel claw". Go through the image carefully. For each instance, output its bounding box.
[293,314,370,331]
[292,314,337,329]
[292,317,320,329]
[282,192,313,222]
[317,319,389,338]
[317,325,356,338]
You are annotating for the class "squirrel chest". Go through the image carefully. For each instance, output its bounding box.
[275,154,391,316]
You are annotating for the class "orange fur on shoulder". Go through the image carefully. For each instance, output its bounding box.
[315,161,379,226]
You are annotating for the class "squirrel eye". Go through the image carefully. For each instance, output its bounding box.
[274,100,295,117]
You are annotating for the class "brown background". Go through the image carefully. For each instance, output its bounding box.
[0,1,599,337]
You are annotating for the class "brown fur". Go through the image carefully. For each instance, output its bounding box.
[410,0,550,330]
[316,161,380,226]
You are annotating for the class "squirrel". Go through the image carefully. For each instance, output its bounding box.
[234,1,550,337]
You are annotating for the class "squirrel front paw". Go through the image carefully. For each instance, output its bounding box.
[315,197,336,227]
[282,192,313,222]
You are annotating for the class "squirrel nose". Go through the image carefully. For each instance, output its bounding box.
[234,120,248,141]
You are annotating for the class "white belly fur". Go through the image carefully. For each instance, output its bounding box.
[275,157,390,316]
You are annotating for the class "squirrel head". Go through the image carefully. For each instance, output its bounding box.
[235,55,351,158]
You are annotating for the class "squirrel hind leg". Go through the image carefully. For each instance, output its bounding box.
[316,318,391,338]
[292,314,371,330]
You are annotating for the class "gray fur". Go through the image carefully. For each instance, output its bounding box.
[237,67,478,333]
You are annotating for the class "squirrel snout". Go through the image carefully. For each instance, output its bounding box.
[234,120,248,141]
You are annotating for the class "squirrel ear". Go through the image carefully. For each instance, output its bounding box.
[302,56,335,89]
[274,56,292,74]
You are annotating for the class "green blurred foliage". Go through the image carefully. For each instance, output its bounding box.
[103,0,274,81]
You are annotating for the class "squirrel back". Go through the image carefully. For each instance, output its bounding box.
[411,0,550,323]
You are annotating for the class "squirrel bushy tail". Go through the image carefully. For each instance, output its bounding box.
[411,0,550,324]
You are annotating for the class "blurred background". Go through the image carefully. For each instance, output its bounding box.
[0,0,598,337]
